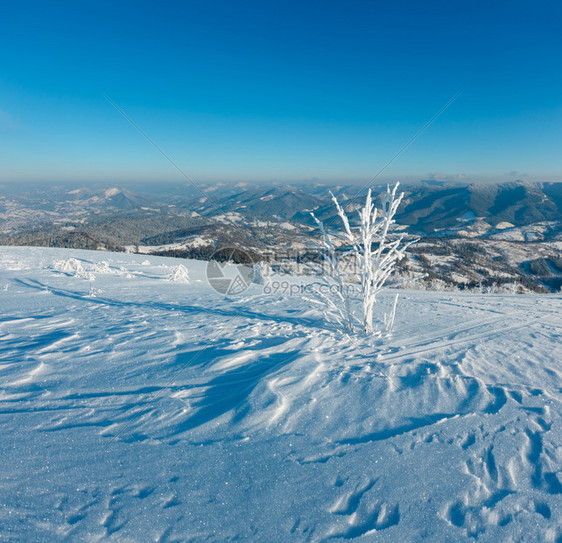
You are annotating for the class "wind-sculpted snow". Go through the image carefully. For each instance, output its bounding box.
[0,247,560,541]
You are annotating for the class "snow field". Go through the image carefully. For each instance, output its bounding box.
[0,246,560,541]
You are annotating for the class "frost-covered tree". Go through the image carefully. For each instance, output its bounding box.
[309,183,415,335]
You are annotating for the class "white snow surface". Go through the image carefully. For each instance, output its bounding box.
[0,246,561,542]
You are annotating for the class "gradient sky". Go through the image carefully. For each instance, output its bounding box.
[1,0,561,184]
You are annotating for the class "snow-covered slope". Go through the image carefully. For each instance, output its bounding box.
[1,247,560,542]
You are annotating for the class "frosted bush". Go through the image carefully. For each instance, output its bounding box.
[93,261,114,274]
[167,264,190,283]
[309,183,415,335]
[53,258,95,280]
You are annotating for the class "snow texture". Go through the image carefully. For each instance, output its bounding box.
[0,246,561,542]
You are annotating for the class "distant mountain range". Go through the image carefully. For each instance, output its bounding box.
[2,180,561,238]
[1,180,561,292]
[399,181,562,233]
[190,180,562,237]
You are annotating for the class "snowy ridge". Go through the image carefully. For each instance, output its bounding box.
[0,247,561,541]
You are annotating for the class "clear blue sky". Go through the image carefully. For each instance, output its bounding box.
[1,0,561,184]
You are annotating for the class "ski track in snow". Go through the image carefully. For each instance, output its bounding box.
[0,247,561,542]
